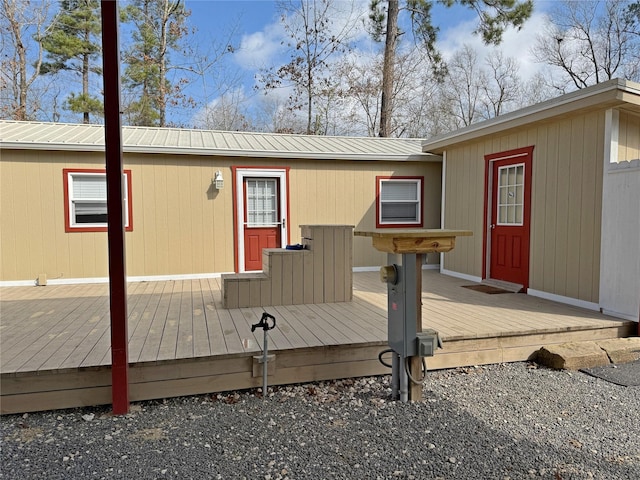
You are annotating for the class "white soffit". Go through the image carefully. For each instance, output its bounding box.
[0,121,440,163]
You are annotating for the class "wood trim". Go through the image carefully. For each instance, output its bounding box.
[63,168,133,233]
[232,167,291,273]
[482,146,534,287]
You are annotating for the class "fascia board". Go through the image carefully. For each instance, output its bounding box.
[422,79,639,153]
[0,142,441,163]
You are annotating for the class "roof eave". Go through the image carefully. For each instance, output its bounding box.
[0,142,441,162]
[422,78,640,153]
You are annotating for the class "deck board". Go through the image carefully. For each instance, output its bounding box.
[202,278,228,355]
[1,270,635,414]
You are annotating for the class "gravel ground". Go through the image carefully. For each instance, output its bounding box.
[1,362,639,480]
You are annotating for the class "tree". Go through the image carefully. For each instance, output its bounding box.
[369,0,534,136]
[259,0,360,135]
[478,50,520,119]
[192,88,252,131]
[0,0,54,120]
[441,44,485,127]
[39,0,102,123]
[121,0,191,127]
[532,0,640,90]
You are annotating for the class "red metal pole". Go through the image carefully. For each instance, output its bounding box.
[100,0,129,415]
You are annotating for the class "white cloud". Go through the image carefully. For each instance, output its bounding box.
[233,1,372,72]
[438,10,552,81]
[234,21,286,70]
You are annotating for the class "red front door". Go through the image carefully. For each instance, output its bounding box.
[488,148,533,288]
[243,178,281,271]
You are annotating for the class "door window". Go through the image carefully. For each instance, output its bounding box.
[246,179,278,226]
[497,164,524,225]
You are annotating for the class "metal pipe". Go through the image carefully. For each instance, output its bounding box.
[262,328,268,400]
[399,356,409,402]
[391,352,400,400]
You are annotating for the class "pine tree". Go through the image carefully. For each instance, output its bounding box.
[40,0,103,123]
[369,0,533,137]
[121,0,189,127]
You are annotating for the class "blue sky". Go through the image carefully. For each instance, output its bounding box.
[174,1,553,126]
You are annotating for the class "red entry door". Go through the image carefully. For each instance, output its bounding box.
[489,154,532,288]
[243,178,281,271]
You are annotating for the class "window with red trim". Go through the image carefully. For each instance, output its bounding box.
[376,176,423,228]
[63,169,133,233]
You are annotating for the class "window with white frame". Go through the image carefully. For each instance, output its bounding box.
[376,176,423,227]
[496,163,524,225]
[64,169,132,232]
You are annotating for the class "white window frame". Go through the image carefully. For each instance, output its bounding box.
[377,177,423,227]
[65,170,131,231]
[496,163,525,226]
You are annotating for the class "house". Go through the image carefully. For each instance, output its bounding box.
[422,78,640,323]
[1,79,638,326]
[0,121,442,285]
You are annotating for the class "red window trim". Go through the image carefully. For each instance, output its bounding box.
[63,168,133,233]
[375,175,424,229]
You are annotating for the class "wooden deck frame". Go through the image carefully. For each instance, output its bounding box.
[1,271,634,414]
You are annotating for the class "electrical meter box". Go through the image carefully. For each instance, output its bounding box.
[384,254,419,358]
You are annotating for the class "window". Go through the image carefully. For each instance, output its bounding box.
[376,176,423,228]
[63,169,133,232]
[246,178,278,226]
[496,163,524,225]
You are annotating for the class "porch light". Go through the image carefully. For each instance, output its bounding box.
[213,171,224,190]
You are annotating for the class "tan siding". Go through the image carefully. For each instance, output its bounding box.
[0,159,17,279]
[443,111,606,303]
[1,150,441,281]
[530,124,548,291]
[618,111,640,162]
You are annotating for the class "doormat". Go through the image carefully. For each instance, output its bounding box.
[580,360,640,387]
[462,284,512,294]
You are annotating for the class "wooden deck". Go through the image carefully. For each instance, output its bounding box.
[1,271,634,414]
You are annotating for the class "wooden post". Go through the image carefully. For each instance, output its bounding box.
[101,0,129,415]
[409,254,423,401]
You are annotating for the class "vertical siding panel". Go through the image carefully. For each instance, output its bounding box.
[352,168,366,267]
[465,144,478,274]
[201,157,215,273]
[451,149,465,272]
[620,112,640,161]
[578,113,598,302]
[565,117,584,299]
[543,122,559,294]
[530,126,546,291]
[52,154,69,279]
[592,113,605,301]
[212,163,229,273]
[22,160,42,277]
[39,160,57,277]
[127,159,143,276]
[189,158,204,273]
[0,160,17,279]
[554,119,572,295]
[179,158,193,274]
[166,160,182,273]
[135,158,150,276]
[155,157,170,275]
[334,162,347,224]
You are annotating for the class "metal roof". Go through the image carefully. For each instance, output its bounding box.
[422,78,640,153]
[0,121,440,162]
